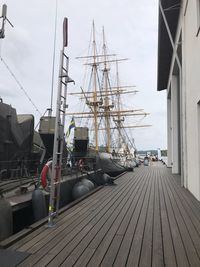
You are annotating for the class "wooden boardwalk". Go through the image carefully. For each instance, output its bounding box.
[3,163,200,266]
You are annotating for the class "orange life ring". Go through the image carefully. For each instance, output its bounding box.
[41,160,52,189]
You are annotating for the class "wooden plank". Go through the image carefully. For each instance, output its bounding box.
[113,169,152,267]
[139,170,155,266]
[100,235,124,267]
[166,170,200,227]
[31,177,133,266]
[102,169,150,267]
[17,198,100,252]
[72,172,147,267]
[182,187,200,212]
[16,184,122,265]
[161,170,189,267]
[157,170,177,267]
[14,197,98,251]
[12,172,128,251]
[15,176,121,252]
[125,168,153,267]
[44,173,140,267]
[152,173,164,267]
[10,185,106,250]
[164,173,200,262]
[9,164,200,267]
[18,173,135,266]
[163,175,200,266]
[161,168,200,219]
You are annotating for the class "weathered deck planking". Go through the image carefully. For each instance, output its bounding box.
[3,163,200,266]
[158,171,177,267]
[151,172,164,267]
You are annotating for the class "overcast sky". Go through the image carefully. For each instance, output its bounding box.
[0,0,167,151]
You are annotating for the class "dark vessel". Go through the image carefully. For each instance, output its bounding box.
[72,126,129,177]
[0,99,44,180]
[38,115,68,164]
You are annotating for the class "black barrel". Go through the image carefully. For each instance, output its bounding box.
[32,189,47,222]
[0,198,13,241]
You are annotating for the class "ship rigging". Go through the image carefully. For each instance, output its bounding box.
[66,22,151,156]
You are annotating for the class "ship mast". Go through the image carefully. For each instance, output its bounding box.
[78,22,101,151]
[111,60,151,154]
[114,61,124,149]
[101,27,113,153]
[92,21,99,151]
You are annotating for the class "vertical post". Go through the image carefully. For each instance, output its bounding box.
[171,75,180,174]
[167,96,172,167]
[48,49,64,227]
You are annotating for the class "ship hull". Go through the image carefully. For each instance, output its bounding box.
[97,152,131,177]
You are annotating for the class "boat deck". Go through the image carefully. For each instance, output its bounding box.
[1,170,89,210]
[2,162,200,266]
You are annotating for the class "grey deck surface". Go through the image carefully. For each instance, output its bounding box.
[6,163,200,266]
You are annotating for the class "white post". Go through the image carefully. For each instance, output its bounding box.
[171,75,180,174]
[167,96,172,167]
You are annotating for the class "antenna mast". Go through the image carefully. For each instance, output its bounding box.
[0,4,13,39]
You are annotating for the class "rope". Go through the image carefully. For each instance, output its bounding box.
[34,108,48,130]
[0,56,42,116]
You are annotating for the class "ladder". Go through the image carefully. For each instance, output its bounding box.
[48,18,74,227]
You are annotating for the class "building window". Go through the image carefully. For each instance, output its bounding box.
[197,0,200,36]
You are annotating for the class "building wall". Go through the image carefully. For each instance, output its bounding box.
[165,0,200,200]
[182,0,200,199]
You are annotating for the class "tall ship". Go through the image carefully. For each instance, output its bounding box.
[67,22,150,176]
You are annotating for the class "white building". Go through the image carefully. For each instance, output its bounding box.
[158,0,200,200]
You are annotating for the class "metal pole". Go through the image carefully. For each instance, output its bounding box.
[48,49,64,227]
[47,18,73,227]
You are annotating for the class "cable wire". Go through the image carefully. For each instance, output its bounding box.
[50,0,58,112]
[0,56,42,116]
